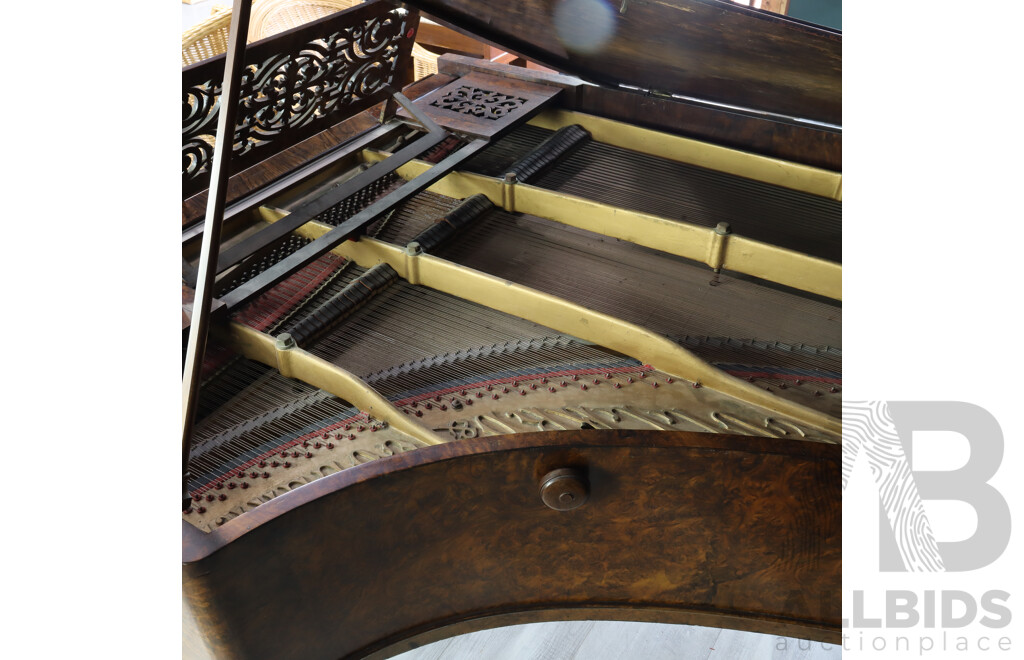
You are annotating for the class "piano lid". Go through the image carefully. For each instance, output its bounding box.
[400,0,841,127]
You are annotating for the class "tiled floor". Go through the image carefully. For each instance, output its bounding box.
[392,621,840,660]
[178,3,840,658]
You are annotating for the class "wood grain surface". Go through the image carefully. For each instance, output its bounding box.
[436,55,841,171]
[183,429,839,659]
[399,0,841,126]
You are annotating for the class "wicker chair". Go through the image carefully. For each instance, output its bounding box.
[250,0,440,79]
[249,0,362,40]
[412,43,440,79]
[181,4,264,67]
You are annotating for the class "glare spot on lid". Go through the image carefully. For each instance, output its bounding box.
[553,0,617,56]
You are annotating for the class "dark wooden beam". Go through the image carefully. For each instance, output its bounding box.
[398,0,840,126]
[436,55,841,171]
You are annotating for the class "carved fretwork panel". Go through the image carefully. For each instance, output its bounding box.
[398,71,562,140]
[429,86,528,120]
[182,1,418,199]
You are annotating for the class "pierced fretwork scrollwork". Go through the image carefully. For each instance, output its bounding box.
[183,80,221,183]
[429,86,528,121]
[182,3,415,198]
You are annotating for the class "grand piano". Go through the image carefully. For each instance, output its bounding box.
[181,1,841,657]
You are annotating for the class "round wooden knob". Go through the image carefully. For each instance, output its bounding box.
[539,468,588,511]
